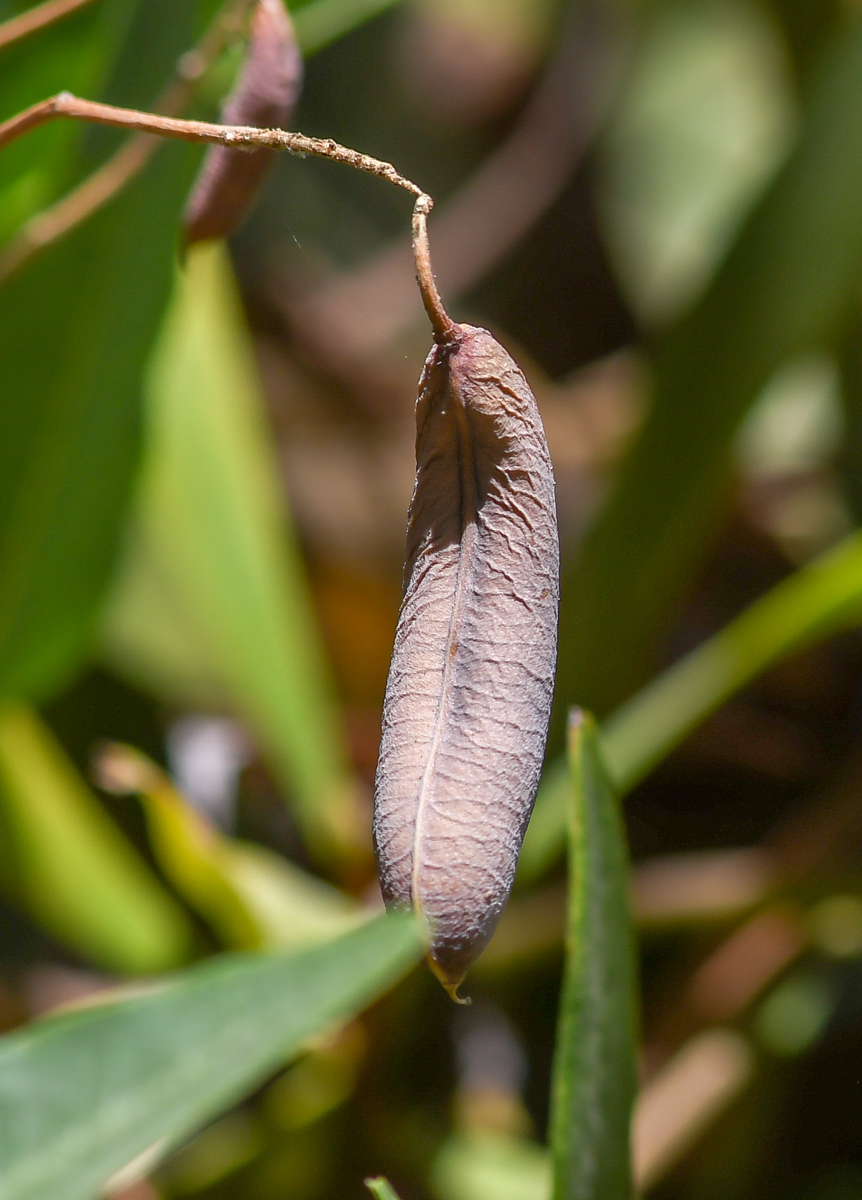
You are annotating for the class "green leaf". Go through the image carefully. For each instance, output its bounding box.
[597,0,793,325]
[366,1177,404,1200]
[0,705,193,973]
[102,244,363,865]
[600,528,862,792]
[293,0,406,55]
[0,0,205,702]
[97,743,363,952]
[0,911,423,1200]
[0,1,126,241]
[520,528,862,884]
[432,1133,550,1200]
[556,14,862,721]
[549,711,637,1200]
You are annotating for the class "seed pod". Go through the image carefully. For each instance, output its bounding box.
[183,0,302,246]
[373,324,559,997]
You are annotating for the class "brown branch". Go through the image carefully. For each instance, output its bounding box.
[412,195,456,345]
[0,0,98,52]
[279,0,621,367]
[0,86,455,340]
[0,93,423,192]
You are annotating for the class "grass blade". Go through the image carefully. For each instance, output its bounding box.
[556,15,862,721]
[102,244,362,866]
[294,0,406,56]
[0,911,422,1200]
[549,711,637,1200]
[365,1178,403,1200]
[97,742,363,952]
[520,529,862,884]
[0,705,192,973]
[0,0,203,701]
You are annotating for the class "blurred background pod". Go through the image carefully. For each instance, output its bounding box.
[183,0,303,246]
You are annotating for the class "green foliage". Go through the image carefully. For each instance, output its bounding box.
[2,0,862,1195]
[365,1178,403,1200]
[521,529,862,883]
[549,713,637,1200]
[0,912,422,1200]
[102,244,362,864]
[0,0,204,702]
[0,0,128,241]
[0,704,192,973]
[293,0,405,54]
[99,743,362,950]
[556,12,862,721]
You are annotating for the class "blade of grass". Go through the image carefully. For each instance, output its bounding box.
[365,1178,403,1200]
[293,0,405,56]
[556,14,862,722]
[0,0,131,244]
[0,0,204,701]
[600,531,862,793]
[431,1133,551,1200]
[97,743,363,952]
[0,705,193,973]
[520,529,862,884]
[102,243,363,867]
[0,911,422,1200]
[549,711,637,1200]
[0,0,101,55]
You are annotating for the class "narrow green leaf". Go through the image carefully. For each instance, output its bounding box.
[366,1177,403,1200]
[597,0,793,324]
[102,243,362,865]
[556,14,862,720]
[549,711,637,1200]
[600,529,862,791]
[0,0,131,242]
[520,528,862,884]
[432,1133,550,1200]
[293,0,405,55]
[0,912,423,1200]
[98,743,363,951]
[0,0,204,702]
[0,705,193,973]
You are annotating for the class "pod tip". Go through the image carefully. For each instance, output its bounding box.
[427,954,471,1005]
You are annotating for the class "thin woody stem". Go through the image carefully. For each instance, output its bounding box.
[0,0,98,53]
[0,88,458,340]
[0,93,422,188]
[412,195,457,344]
[0,0,256,283]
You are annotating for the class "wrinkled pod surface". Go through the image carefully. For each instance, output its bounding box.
[373,324,559,995]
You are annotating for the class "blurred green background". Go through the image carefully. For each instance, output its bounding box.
[5,0,862,1197]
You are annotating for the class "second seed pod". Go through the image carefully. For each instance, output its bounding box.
[183,0,302,245]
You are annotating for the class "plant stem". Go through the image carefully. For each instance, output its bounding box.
[411,195,457,344]
[0,89,457,339]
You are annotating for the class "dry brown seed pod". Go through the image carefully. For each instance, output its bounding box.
[183,0,302,246]
[373,324,559,998]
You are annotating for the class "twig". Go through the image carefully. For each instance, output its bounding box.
[0,0,256,283]
[412,196,456,344]
[0,89,455,340]
[0,0,98,52]
[280,0,621,367]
